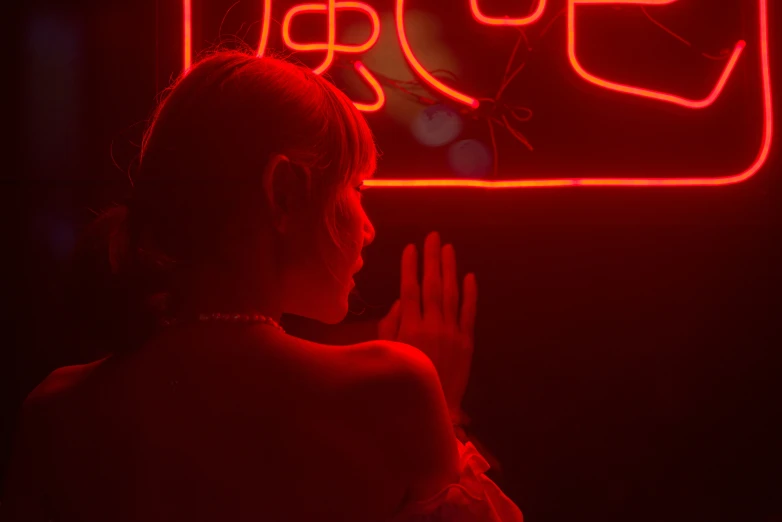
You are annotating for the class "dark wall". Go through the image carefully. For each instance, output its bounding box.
[6,1,781,521]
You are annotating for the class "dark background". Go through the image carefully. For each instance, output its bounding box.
[4,0,781,521]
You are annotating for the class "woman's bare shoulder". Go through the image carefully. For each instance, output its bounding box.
[329,339,448,433]
[26,357,109,403]
[331,339,438,387]
[14,358,111,429]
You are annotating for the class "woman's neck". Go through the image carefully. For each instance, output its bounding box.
[171,265,284,323]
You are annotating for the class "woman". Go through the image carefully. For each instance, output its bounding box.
[1,50,522,521]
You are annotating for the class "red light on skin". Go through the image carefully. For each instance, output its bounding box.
[396,0,480,109]
[353,61,386,111]
[567,0,746,109]
[183,0,192,70]
[367,0,773,189]
[257,0,273,57]
[282,1,383,108]
[470,0,547,26]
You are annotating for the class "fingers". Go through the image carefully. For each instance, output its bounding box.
[422,231,443,320]
[400,244,421,323]
[459,273,477,340]
[441,244,459,325]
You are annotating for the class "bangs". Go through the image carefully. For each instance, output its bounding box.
[318,77,378,186]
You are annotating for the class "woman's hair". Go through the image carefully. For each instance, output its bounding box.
[70,49,377,355]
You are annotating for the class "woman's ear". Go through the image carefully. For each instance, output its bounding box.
[262,154,300,234]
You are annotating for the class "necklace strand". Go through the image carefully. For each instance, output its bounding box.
[160,313,284,333]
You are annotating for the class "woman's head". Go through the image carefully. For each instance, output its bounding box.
[115,50,376,329]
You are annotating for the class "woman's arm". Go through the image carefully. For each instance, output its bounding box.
[378,341,462,502]
[372,342,522,521]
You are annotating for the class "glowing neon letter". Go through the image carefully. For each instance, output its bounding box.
[282,1,380,72]
[282,0,384,110]
[567,0,746,109]
[183,0,192,70]
[396,0,480,109]
[470,0,547,26]
[353,61,385,111]
[284,1,335,74]
[257,0,273,57]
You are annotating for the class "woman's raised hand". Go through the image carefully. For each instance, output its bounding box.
[378,231,478,413]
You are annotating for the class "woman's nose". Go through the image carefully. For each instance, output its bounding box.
[364,218,376,247]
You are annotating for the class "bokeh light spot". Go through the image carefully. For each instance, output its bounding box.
[448,139,492,177]
[411,104,462,147]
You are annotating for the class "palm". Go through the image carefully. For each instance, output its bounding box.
[377,232,477,411]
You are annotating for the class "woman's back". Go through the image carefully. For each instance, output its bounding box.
[3,51,523,522]
[28,326,411,521]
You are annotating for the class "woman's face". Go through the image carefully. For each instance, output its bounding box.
[279,166,376,325]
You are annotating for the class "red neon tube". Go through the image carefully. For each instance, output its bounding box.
[256,0,273,57]
[567,0,746,109]
[470,0,547,26]
[282,1,380,54]
[353,61,386,111]
[183,0,192,70]
[395,0,480,109]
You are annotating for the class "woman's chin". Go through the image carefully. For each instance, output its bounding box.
[310,295,350,325]
[287,280,353,325]
[318,302,349,325]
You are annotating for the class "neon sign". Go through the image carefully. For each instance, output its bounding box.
[178,0,773,188]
